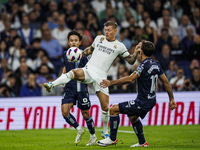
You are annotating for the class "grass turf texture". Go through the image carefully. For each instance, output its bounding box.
[0,125,199,150]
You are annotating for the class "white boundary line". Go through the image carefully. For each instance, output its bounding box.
[68,128,135,133]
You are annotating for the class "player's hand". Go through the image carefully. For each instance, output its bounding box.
[100,79,111,88]
[169,99,177,111]
[134,42,142,54]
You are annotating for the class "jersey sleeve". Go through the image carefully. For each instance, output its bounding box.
[119,43,130,58]
[134,63,144,77]
[157,63,164,76]
[91,35,100,48]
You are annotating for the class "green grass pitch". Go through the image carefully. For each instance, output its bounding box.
[0,125,199,150]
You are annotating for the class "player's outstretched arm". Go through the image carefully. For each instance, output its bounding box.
[82,46,94,57]
[125,42,141,65]
[159,74,177,111]
[100,73,139,88]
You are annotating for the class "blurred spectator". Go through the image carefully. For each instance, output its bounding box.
[0,12,8,32]
[86,12,101,39]
[157,9,178,29]
[40,28,63,75]
[168,0,183,22]
[79,35,91,50]
[188,34,200,61]
[190,7,200,34]
[177,15,196,40]
[0,21,11,41]
[41,75,62,96]
[15,62,33,85]
[170,35,185,61]
[47,11,59,30]
[132,26,148,45]
[52,16,71,48]
[149,0,162,22]
[7,3,23,29]
[136,3,144,22]
[181,77,192,91]
[143,17,158,44]
[75,21,93,44]
[42,1,58,21]
[117,63,129,79]
[127,16,136,40]
[5,28,17,48]
[35,21,49,38]
[33,49,49,71]
[17,15,36,48]
[117,28,132,50]
[66,10,78,30]
[35,55,55,73]
[185,58,200,79]
[156,28,172,55]
[6,73,21,97]
[117,0,137,22]
[157,44,175,71]
[22,0,35,14]
[99,8,115,29]
[40,0,49,14]
[165,60,178,81]
[20,73,41,97]
[63,1,74,18]
[170,68,185,91]
[36,64,56,86]
[108,56,120,81]
[138,11,158,30]
[0,40,9,60]
[191,67,200,91]
[0,83,15,97]
[34,2,42,21]
[0,58,10,82]
[180,26,195,56]
[0,3,7,14]
[157,15,177,37]
[91,0,106,16]
[8,36,23,70]
[29,11,41,30]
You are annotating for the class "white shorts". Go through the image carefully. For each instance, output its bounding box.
[82,65,109,96]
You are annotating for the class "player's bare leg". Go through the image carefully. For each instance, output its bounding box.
[44,68,85,92]
[62,103,85,145]
[129,116,149,147]
[96,104,120,147]
[97,91,109,138]
[81,110,97,146]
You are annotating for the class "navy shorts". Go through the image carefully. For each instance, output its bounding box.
[62,91,91,110]
[119,99,148,119]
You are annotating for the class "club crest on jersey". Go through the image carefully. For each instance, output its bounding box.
[114,45,117,49]
[99,37,104,43]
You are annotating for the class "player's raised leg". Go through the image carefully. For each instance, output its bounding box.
[81,110,97,146]
[97,91,109,138]
[62,103,85,145]
[129,116,149,147]
[44,68,85,92]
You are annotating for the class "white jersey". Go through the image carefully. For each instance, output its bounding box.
[86,35,130,73]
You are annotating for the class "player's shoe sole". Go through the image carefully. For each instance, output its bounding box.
[130,142,149,147]
[96,137,118,147]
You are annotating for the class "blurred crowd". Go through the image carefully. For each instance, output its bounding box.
[0,0,200,97]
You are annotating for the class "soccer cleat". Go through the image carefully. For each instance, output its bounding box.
[86,134,97,146]
[44,82,53,92]
[130,142,149,147]
[75,127,85,145]
[101,131,109,139]
[96,137,118,147]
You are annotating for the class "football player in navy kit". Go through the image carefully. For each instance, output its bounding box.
[97,41,177,147]
[60,30,96,146]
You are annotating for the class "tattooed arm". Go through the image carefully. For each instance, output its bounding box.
[82,46,94,57]
[125,42,141,65]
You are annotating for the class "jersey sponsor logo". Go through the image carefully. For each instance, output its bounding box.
[96,44,115,54]
[114,45,117,49]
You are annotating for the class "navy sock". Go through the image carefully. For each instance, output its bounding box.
[64,113,79,128]
[110,115,120,141]
[85,116,95,134]
[131,119,145,144]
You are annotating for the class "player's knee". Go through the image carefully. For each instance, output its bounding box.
[110,104,118,115]
[101,105,109,112]
[81,110,90,119]
[62,110,70,118]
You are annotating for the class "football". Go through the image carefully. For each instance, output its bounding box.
[66,47,82,62]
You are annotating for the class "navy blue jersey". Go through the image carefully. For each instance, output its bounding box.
[134,58,164,110]
[63,51,89,92]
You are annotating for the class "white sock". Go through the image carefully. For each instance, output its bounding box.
[90,134,96,137]
[52,71,74,87]
[101,110,109,134]
[76,125,81,131]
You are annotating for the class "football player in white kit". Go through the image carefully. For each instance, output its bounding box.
[44,21,141,140]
